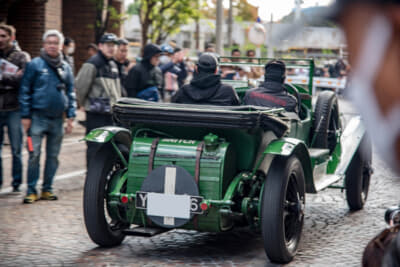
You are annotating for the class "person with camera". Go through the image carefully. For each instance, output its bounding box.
[75,33,122,168]
[0,24,30,193]
[19,30,76,204]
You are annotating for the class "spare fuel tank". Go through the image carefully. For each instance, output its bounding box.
[127,134,237,231]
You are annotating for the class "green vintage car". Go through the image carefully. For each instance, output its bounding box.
[83,58,372,264]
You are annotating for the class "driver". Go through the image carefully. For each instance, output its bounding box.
[243,60,298,113]
[172,53,240,106]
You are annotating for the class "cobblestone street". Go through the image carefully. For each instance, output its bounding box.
[1,104,400,267]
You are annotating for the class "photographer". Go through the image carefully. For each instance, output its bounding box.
[19,29,76,204]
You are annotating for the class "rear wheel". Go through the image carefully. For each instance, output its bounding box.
[83,142,129,247]
[313,90,340,153]
[345,136,372,211]
[261,156,305,263]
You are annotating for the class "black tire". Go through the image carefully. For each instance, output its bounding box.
[261,155,306,263]
[313,91,340,153]
[83,142,129,247]
[345,136,372,211]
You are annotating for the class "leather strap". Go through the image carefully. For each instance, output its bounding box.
[193,141,204,230]
[195,142,205,185]
[148,138,160,173]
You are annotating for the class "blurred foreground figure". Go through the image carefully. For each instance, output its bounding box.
[329,0,400,266]
[331,0,400,171]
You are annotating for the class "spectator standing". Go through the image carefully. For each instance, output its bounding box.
[0,24,30,192]
[159,43,175,99]
[205,43,216,53]
[62,37,75,75]
[231,48,241,62]
[246,49,263,79]
[19,29,76,203]
[125,43,162,101]
[86,43,98,59]
[160,47,188,98]
[114,38,130,96]
[75,33,121,167]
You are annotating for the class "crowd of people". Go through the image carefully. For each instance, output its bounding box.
[0,22,307,204]
[313,58,349,79]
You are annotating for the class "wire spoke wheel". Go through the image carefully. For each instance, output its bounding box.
[261,155,305,264]
[345,136,372,211]
[84,143,129,247]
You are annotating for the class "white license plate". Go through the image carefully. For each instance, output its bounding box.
[146,192,191,219]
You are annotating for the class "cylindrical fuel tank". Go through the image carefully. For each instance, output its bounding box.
[127,135,237,231]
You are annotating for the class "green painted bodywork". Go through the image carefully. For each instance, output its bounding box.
[83,126,130,143]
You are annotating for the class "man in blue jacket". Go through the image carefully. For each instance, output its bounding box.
[19,29,76,204]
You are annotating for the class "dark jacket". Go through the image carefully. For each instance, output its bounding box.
[75,51,121,111]
[19,56,76,118]
[243,81,298,112]
[124,44,162,98]
[62,52,75,75]
[0,45,30,111]
[160,61,188,87]
[114,59,129,97]
[124,61,162,98]
[172,72,240,106]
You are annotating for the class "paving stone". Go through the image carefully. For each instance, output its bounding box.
[1,102,400,266]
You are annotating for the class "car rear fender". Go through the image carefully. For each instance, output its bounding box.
[262,138,316,193]
[83,126,132,148]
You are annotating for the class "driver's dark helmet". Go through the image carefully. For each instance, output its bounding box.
[265,60,286,84]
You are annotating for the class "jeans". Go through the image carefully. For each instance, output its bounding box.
[85,112,113,168]
[0,110,23,189]
[27,112,64,195]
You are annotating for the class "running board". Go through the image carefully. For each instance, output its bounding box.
[123,227,169,237]
[315,174,344,192]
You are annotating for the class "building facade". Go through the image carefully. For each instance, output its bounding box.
[0,0,123,71]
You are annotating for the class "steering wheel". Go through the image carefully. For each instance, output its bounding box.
[284,83,302,114]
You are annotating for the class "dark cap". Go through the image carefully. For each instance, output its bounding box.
[327,0,400,20]
[174,47,182,54]
[117,38,129,45]
[142,43,162,61]
[99,33,118,44]
[197,53,218,73]
[265,60,286,83]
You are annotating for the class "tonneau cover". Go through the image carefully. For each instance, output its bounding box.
[113,98,289,137]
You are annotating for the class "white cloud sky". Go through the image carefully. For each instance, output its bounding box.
[246,0,334,21]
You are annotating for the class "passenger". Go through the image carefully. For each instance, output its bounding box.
[243,60,298,113]
[172,53,240,106]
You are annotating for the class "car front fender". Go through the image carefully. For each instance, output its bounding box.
[264,138,316,193]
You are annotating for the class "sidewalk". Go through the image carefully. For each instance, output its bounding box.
[0,110,87,195]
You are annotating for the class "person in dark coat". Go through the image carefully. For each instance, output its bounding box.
[124,43,162,101]
[243,60,298,113]
[172,53,240,106]
[0,24,30,192]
